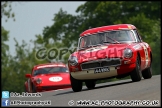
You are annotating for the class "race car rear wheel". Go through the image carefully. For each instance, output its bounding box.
[85,80,96,90]
[142,63,152,79]
[70,75,82,92]
[130,55,142,82]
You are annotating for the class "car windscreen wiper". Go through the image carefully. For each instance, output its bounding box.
[78,45,94,50]
[87,45,97,48]
[105,36,120,43]
[103,41,120,44]
[103,41,112,43]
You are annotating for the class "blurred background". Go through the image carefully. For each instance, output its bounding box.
[1,1,161,93]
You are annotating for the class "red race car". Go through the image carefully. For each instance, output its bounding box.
[68,24,152,92]
[24,62,71,93]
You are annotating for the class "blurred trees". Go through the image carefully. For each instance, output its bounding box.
[1,1,15,22]
[149,20,161,74]
[1,1,161,93]
[1,2,47,92]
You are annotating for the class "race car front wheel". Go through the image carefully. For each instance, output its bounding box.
[24,85,27,92]
[130,55,142,82]
[70,75,82,92]
[32,84,37,93]
[85,80,96,90]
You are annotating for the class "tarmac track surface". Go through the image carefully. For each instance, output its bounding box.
[9,75,161,107]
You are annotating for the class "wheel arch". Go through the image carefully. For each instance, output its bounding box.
[150,51,153,63]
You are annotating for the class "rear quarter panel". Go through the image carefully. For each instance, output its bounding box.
[133,42,151,70]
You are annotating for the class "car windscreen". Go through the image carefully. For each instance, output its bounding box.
[33,67,69,76]
[79,30,136,49]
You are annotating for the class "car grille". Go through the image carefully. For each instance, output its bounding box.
[41,84,71,90]
[81,58,121,70]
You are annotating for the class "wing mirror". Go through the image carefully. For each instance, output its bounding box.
[25,74,31,78]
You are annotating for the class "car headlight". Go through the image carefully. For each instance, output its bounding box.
[68,56,78,66]
[36,78,42,84]
[123,48,133,58]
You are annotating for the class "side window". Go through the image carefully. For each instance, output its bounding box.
[133,29,142,42]
[129,31,136,41]
[80,38,85,48]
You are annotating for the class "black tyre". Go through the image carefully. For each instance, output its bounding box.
[130,55,142,82]
[32,84,37,93]
[24,85,27,92]
[85,80,96,90]
[70,75,82,92]
[142,63,152,79]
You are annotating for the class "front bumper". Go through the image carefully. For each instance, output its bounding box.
[71,66,117,80]
[70,63,136,80]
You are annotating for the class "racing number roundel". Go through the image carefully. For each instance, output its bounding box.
[49,77,62,82]
[142,43,149,68]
